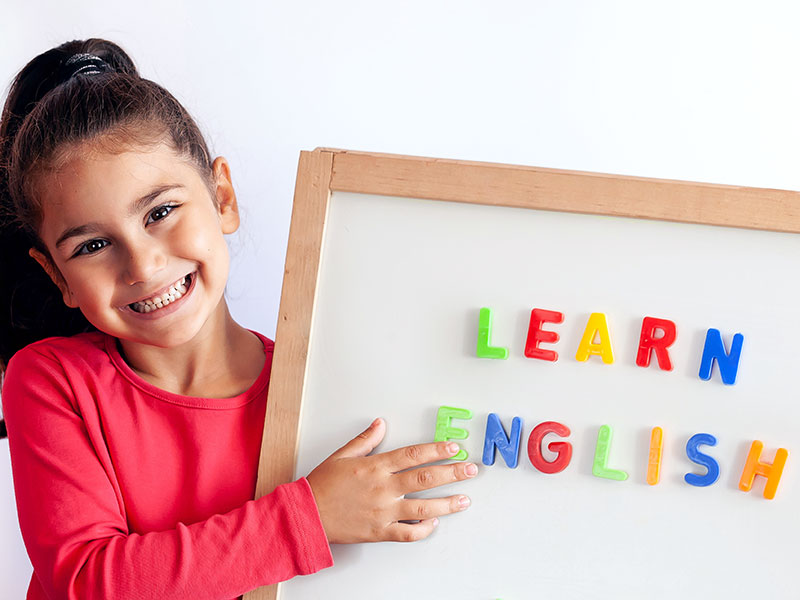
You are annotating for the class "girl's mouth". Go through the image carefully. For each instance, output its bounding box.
[128,273,193,314]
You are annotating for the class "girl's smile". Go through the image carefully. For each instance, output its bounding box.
[122,271,196,317]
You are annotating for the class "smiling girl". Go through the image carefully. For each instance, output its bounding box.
[0,39,475,599]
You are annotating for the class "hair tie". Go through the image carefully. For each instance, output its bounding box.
[62,53,110,80]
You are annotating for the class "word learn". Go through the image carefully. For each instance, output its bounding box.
[476,307,745,385]
[433,407,789,500]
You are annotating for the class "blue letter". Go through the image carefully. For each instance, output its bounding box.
[482,413,522,468]
[698,328,744,385]
[684,433,720,487]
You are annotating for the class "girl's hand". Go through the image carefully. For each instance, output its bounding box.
[306,417,476,544]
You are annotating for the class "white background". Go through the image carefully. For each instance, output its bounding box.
[3,1,800,596]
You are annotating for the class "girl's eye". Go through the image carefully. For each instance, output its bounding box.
[76,239,108,256]
[146,204,176,225]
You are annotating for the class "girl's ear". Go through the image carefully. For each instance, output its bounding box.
[211,156,240,235]
[28,248,78,308]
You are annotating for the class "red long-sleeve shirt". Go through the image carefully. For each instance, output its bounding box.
[2,331,333,599]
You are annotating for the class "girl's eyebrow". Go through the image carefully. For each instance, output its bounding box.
[127,183,185,217]
[54,184,186,249]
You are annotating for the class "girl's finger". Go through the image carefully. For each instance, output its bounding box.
[394,461,478,494]
[381,440,461,472]
[385,518,440,542]
[328,417,386,459]
[397,495,471,522]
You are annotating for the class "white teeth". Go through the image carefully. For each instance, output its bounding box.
[129,274,192,313]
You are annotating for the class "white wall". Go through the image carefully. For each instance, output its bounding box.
[2,1,800,596]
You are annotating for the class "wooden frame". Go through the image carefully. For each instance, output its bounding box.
[243,148,800,600]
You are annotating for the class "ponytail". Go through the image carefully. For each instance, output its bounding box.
[0,39,215,437]
[0,42,122,376]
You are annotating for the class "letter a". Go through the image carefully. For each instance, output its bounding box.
[575,313,615,364]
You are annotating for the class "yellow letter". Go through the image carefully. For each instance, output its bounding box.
[575,312,615,364]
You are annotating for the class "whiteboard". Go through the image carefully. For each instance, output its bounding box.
[250,150,800,600]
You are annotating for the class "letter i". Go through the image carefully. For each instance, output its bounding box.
[647,427,663,485]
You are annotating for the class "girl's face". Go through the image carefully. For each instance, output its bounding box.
[31,138,240,348]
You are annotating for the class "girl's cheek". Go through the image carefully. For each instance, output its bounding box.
[190,214,230,250]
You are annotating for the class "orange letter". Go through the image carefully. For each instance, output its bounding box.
[738,440,788,500]
[647,427,663,485]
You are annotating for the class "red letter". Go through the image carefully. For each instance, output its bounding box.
[636,316,676,371]
[524,309,564,362]
[527,421,572,473]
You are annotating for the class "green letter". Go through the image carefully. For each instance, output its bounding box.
[477,307,509,359]
[435,406,473,460]
[592,425,628,481]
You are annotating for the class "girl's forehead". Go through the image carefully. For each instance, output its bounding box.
[44,141,195,197]
[56,139,190,180]
[37,141,205,235]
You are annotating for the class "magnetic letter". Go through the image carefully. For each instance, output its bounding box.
[527,421,573,474]
[698,328,744,385]
[739,440,788,500]
[647,426,664,486]
[684,433,720,487]
[575,313,615,364]
[592,425,628,480]
[476,307,509,360]
[524,308,564,362]
[636,317,676,371]
[434,406,473,461]
[482,413,523,468]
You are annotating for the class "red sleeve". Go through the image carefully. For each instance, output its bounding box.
[2,345,333,600]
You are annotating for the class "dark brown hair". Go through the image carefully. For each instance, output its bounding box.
[0,39,216,436]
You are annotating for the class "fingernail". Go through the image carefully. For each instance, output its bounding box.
[447,442,460,455]
[432,518,440,527]
[458,495,471,508]
[371,418,381,428]
[465,463,478,476]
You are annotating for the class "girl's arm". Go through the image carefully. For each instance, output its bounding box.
[3,344,332,600]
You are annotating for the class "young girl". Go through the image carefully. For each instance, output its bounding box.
[0,38,476,599]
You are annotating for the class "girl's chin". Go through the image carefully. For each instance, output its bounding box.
[124,327,203,349]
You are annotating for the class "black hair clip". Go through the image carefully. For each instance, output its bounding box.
[61,53,110,80]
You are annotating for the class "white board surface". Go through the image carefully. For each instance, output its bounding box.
[281,189,799,600]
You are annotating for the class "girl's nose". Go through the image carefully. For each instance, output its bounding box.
[122,240,167,286]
